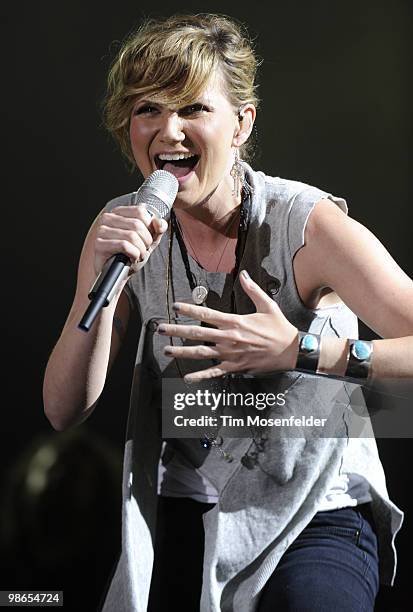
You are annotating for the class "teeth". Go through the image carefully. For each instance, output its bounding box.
[158,152,197,161]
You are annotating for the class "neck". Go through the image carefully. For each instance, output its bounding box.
[172,183,242,273]
[175,180,241,236]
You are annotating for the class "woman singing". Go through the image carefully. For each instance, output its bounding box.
[43,13,409,612]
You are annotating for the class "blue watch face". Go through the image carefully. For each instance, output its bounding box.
[352,340,372,361]
[301,334,318,353]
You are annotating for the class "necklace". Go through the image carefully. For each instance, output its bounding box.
[165,183,271,466]
[173,209,240,305]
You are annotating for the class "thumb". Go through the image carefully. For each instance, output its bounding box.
[151,217,168,235]
[151,223,168,250]
[239,270,277,314]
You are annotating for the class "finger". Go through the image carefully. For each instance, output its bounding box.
[172,302,235,327]
[98,226,152,250]
[239,270,278,314]
[184,362,232,382]
[150,231,166,251]
[102,213,153,243]
[149,220,168,250]
[158,324,233,343]
[95,237,142,264]
[111,205,153,225]
[164,344,221,360]
[99,220,153,248]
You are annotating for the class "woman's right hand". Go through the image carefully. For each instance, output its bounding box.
[94,204,168,276]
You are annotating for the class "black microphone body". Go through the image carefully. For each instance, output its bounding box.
[78,170,178,332]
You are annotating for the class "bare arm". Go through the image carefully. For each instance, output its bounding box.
[43,204,167,430]
[157,199,413,383]
[295,199,413,379]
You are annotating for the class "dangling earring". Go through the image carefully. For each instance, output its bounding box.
[230,148,244,199]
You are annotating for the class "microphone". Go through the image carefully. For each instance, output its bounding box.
[78,170,179,332]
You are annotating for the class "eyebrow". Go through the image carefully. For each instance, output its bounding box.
[134,98,214,111]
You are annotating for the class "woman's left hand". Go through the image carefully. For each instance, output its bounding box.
[158,270,299,382]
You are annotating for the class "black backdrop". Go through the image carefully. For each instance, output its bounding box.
[1,1,412,610]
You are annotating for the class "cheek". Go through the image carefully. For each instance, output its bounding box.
[203,117,234,148]
[200,126,234,170]
[129,122,151,154]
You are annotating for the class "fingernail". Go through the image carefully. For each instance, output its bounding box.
[157,325,166,334]
[172,303,180,312]
[164,346,172,355]
[241,270,250,280]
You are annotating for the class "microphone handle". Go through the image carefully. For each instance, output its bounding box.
[77,171,176,333]
[78,253,129,332]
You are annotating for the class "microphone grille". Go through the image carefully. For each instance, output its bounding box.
[132,170,179,218]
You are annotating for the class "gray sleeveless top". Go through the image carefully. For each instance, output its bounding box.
[101,163,403,612]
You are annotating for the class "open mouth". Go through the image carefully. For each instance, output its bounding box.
[155,153,200,179]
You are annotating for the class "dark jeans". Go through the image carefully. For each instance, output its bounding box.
[148,497,379,612]
[258,504,379,612]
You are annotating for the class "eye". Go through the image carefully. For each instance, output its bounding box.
[180,103,208,116]
[133,104,158,116]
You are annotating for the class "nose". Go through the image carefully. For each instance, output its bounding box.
[159,112,185,144]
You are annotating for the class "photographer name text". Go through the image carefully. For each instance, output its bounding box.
[174,415,327,428]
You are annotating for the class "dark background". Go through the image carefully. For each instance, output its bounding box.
[1,1,412,610]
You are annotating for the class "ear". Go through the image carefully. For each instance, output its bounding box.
[232,103,256,147]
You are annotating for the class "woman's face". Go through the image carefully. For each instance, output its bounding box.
[129,76,251,208]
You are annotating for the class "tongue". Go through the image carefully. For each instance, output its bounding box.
[163,161,194,178]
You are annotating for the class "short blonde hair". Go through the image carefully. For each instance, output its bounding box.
[103,13,260,167]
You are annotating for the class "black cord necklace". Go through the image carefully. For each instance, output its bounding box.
[170,186,251,309]
[175,207,243,303]
[166,186,260,463]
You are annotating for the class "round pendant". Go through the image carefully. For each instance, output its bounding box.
[241,454,257,470]
[192,285,208,305]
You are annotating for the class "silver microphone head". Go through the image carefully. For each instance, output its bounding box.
[131,170,179,218]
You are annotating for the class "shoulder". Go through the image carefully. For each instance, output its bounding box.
[243,163,347,223]
[245,163,313,203]
[298,199,413,337]
[304,198,350,239]
[265,174,347,217]
[301,198,402,279]
[264,175,348,259]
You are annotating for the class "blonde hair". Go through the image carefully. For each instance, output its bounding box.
[103,13,260,167]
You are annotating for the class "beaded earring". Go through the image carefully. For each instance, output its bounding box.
[230,148,244,199]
